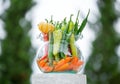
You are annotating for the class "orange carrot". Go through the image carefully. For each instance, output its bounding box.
[71,57,79,64]
[76,60,84,66]
[64,56,72,63]
[53,61,57,65]
[68,57,79,70]
[37,60,46,68]
[41,63,53,72]
[54,63,69,72]
[73,60,84,71]
[54,59,65,70]
[53,57,71,71]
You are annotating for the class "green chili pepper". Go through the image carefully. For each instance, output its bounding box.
[74,10,80,34]
[76,9,90,35]
[70,34,78,57]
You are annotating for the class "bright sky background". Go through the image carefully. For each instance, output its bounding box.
[0,0,120,73]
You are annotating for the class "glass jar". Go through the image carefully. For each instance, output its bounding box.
[36,33,84,73]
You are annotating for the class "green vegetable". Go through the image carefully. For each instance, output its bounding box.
[59,15,73,58]
[59,32,67,58]
[61,17,67,31]
[70,34,78,57]
[67,14,73,33]
[53,29,62,61]
[61,25,66,31]
[68,21,74,32]
[76,9,90,35]
[67,14,78,57]
[45,10,90,60]
[68,14,74,32]
[48,32,54,66]
[74,10,80,34]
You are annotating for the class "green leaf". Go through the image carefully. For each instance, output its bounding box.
[76,9,90,35]
[74,10,80,34]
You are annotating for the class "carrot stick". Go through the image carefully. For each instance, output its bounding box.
[54,63,69,72]
[64,56,72,63]
[71,57,79,64]
[54,59,65,70]
[76,60,84,66]
[41,63,53,72]
[37,60,46,68]
[53,61,57,65]
[53,57,72,71]
[68,57,79,70]
[73,60,84,71]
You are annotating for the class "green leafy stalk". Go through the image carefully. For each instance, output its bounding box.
[53,30,62,61]
[48,32,54,66]
[61,17,67,31]
[74,10,80,34]
[50,15,53,24]
[76,9,90,35]
[59,15,72,58]
[67,14,73,33]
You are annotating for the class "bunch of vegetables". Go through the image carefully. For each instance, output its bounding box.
[37,10,90,73]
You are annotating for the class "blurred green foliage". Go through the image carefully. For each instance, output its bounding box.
[85,0,120,84]
[0,0,35,84]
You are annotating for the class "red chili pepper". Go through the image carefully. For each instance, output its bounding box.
[43,33,49,41]
[43,33,49,56]
[40,55,48,61]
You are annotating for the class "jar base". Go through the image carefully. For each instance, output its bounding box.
[43,70,77,74]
